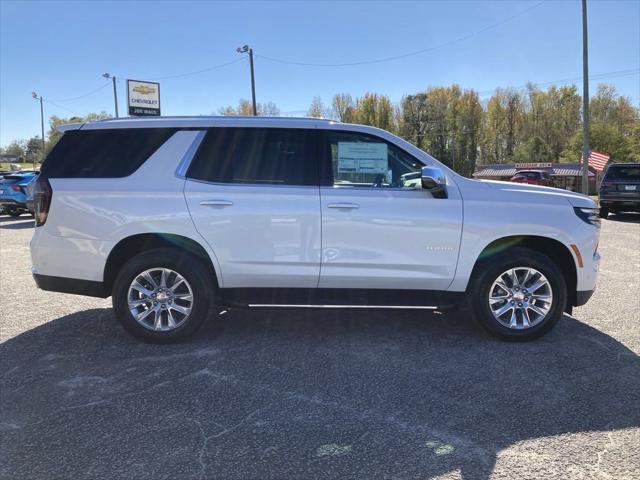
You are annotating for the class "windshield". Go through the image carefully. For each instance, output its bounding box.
[604,166,640,181]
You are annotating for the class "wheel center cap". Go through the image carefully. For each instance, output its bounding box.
[156,292,168,302]
[513,292,525,301]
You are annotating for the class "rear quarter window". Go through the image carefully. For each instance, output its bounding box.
[40,128,176,178]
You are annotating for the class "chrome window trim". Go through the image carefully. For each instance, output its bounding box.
[185,177,319,190]
[175,130,206,179]
[323,185,425,193]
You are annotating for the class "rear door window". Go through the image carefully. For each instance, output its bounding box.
[40,128,176,178]
[186,128,319,186]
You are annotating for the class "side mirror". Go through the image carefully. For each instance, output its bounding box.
[421,166,448,198]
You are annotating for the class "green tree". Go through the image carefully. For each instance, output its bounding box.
[331,94,356,123]
[218,99,280,116]
[452,89,483,176]
[353,93,395,131]
[514,136,551,163]
[482,88,525,164]
[0,139,27,161]
[24,136,43,164]
[307,96,325,118]
[399,93,429,149]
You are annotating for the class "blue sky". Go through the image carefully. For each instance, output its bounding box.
[1,0,638,146]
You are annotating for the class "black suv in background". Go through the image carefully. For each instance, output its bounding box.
[598,163,640,218]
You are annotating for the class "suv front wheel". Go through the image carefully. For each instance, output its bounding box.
[112,248,214,343]
[469,247,567,340]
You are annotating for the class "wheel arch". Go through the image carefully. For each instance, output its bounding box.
[470,235,578,309]
[103,233,219,294]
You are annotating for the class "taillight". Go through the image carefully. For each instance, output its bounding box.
[34,178,52,227]
[11,185,23,192]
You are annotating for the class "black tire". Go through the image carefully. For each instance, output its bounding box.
[112,248,215,343]
[599,207,609,219]
[468,247,567,341]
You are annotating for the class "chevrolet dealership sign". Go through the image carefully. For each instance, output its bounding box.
[127,79,160,116]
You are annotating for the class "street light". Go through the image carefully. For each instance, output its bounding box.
[103,73,119,118]
[236,45,257,116]
[31,92,45,170]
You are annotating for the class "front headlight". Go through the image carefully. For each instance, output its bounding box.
[574,207,601,227]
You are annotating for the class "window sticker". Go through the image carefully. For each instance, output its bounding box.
[337,142,388,174]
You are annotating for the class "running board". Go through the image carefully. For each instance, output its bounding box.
[218,288,464,310]
[248,304,438,310]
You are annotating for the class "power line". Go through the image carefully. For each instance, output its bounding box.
[42,99,82,116]
[135,57,245,81]
[477,68,640,96]
[255,1,546,67]
[48,81,111,102]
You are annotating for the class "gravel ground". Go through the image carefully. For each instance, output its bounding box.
[1,214,639,480]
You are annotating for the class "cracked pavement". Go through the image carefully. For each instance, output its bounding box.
[1,214,639,479]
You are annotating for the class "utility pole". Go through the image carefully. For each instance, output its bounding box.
[31,92,45,170]
[102,73,119,118]
[237,45,257,116]
[581,0,590,194]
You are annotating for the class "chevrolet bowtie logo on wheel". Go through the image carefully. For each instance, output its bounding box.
[132,85,156,95]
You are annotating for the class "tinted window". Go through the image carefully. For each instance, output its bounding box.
[515,171,538,179]
[322,131,423,189]
[40,128,176,178]
[187,128,318,186]
[604,166,640,181]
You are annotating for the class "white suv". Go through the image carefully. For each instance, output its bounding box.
[30,117,600,342]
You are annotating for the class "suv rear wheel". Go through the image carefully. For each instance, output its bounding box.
[112,248,214,343]
[469,247,567,340]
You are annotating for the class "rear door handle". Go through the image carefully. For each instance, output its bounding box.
[327,203,360,210]
[200,200,233,207]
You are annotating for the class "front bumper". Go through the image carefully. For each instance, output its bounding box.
[575,288,595,307]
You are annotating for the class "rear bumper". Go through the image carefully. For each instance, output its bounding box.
[599,195,640,210]
[0,198,27,208]
[32,272,108,298]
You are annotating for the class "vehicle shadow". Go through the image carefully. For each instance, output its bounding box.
[0,218,34,229]
[1,308,638,479]
[606,212,640,223]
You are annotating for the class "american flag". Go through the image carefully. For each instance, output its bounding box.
[585,151,610,172]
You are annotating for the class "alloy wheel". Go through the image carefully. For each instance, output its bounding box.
[488,267,553,330]
[127,268,194,331]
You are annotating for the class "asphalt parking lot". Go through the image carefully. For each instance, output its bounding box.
[1,215,639,480]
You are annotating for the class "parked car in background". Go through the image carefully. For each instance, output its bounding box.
[509,170,555,187]
[0,172,38,217]
[598,163,640,218]
[30,117,600,343]
[25,174,39,214]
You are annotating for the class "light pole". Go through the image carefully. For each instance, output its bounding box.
[31,92,45,170]
[581,0,590,194]
[103,73,119,118]
[236,45,257,116]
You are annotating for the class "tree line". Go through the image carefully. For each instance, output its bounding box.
[3,83,638,177]
[221,82,639,177]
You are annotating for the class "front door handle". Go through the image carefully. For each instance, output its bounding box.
[327,202,360,210]
[200,200,233,207]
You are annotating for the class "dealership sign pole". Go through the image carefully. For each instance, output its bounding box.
[127,80,161,117]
